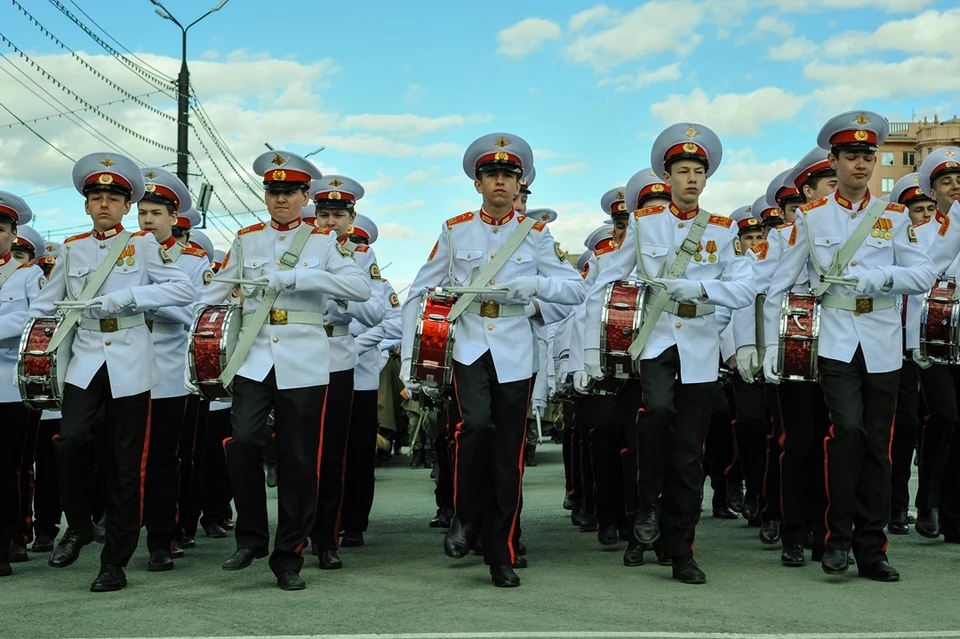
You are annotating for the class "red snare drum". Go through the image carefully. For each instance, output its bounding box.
[187,304,242,401]
[18,317,73,410]
[777,292,820,382]
[411,288,458,391]
[920,279,959,365]
[598,280,648,387]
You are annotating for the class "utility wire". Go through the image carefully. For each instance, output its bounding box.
[0,100,76,163]
[0,91,165,130]
[189,128,264,219]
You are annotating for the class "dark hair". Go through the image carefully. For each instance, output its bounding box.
[84,187,131,204]
[316,200,354,212]
[139,194,177,215]
[171,226,190,240]
[830,145,875,159]
[0,216,16,233]
[664,157,708,175]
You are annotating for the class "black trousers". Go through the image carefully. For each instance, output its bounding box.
[340,389,379,534]
[434,403,454,513]
[731,377,769,502]
[703,384,735,510]
[561,401,577,501]
[637,346,712,560]
[33,417,63,539]
[916,363,959,511]
[818,349,899,564]
[760,383,783,522]
[144,396,186,552]
[891,361,919,513]
[1,403,33,552]
[777,381,829,548]
[227,370,327,575]
[200,407,233,527]
[585,394,625,528]
[177,395,206,539]
[311,369,353,550]
[57,365,150,567]
[450,350,531,566]
[575,402,597,517]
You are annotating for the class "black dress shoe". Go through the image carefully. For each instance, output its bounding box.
[277,570,306,590]
[524,444,537,467]
[221,518,235,531]
[9,544,28,563]
[571,507,584,527]
[203,522,228,539]
[31,535,55,553]
[181,536,196,549]
[171,541,184,559]
[429,508,453,529]
[444,519,470,559]
[672,557,706,584]
[222,547,268,571]
[489,564,520,588]
[916,508,941,538]
[597,524,619,546]
[821,548,849,575]
[741,498,761,520]
[341,531,364,547]
[90,564,127,592]
[780,545,805,567]
[148,549,175,572]
[318,549,342,570]
[49,526,94,568]
[906,512,917,524]
[759,520,781,545]
[623,542,644,567]
[887,510,909,535]
[409,450,425,468]
[859,560,900,582]
[726,479,744,513]
[562,494,575,511]
[656,548,673,566]
[512,554,527,569]
[634,508,660,545]
[266,463,278,488]
[712,506,738,520]
[578,513,599,532]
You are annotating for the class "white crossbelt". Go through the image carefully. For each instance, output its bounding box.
[663,300,715,318]
[464,300,527,318]
[78,313,145,332]
[820,294,895,312]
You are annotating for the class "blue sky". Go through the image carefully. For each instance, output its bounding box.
[1,0,957,294]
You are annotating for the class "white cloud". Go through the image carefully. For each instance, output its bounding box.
[598,62,682,93]
[699,150,795,216]
[533,202,603,250]
[767,36,816,60]
[563,1,704,71]
[546,162,588,176]
[822,9,960,56]
[341,113,493,139]
[496,18,562,59]
[806,56,960,107]
[751,15,794,38]
[649,87,808,137]
[765,0,933,13]
[374,200,427,214]
[379,222,430,241]
[405,83,423,104]
[364,168,443,194]
[568,4,616,31]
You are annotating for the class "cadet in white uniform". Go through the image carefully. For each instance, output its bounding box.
[202,151,371,591]
[0,193,43,578]
[581,123,756,585]
[30,153,196,592]
[400,133,584,588]
[761,112,937,581]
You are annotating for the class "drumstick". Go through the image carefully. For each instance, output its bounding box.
[54,300,103,309]
[820,275,859,286]
[209,277,268,287]
[443,286,510,294]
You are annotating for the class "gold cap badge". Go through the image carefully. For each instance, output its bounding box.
[494,136,510,148]
[99,157,116,167]
[270,153,287,166]
[329,178,343,187]
[98,174,114,185]
[855,113,870,125]
[684,127,699,138]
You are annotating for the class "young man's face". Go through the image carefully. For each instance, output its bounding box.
[316,206,356,239]
[908,199,937,225]
[12,247,33,264]
[932,171,960,214]
[475,169,520,210]
[803,175,838,202]
[265,188,308,225]
[829,150,876,194]
[84,190,130,230]
[781,202,801,224]
[514,191,528,215]
[137,202,177,242]
[739,229,765,251]
[611,212,629,235]
[663,160,706,209]
[0,220,15,256]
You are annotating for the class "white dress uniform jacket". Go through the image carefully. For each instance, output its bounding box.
[325,242,386,374]
[0,260,44,402]
[904,206,960,351]
[584,205,756,384]
[200,220,371,390]
[401,211,585,384]
[350,279,398,391]
[762,193,937,373]
[29,228,195,398]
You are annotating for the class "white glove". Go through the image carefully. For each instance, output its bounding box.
[556,358,569,386]
[524,303,537,318]
[584,348,603,379]
[399,358,421,394]
[573,371,591,394]
[854,268,892,294]
[547,372,557,397]
[912,349,934,370]
[94,289,135,314]
[653,278,705,303]
[735,346,759,383]
[255,270,296,292]
[531,399,546,418]
[762,347,780,384]
[501,277,541,304]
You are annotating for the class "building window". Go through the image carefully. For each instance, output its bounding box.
[881,152,895,166]
[881,177,895,193]
[903,151,915,166]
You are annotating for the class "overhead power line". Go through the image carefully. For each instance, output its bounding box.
[0,100,76,163]
[0,91,166,130]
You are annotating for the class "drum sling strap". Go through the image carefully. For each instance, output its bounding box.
[808,198,887,298]
[219,222,313,388]
[0,258,20,288]
[46,230,133,354]
[445,214,538,323]
[627,209,711,359]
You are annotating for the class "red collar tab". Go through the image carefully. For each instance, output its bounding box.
[669,202,699,221]
[479,209,515,226]
[936,210,949,224]
[834,190,871,212]
[270,218,302,232]
[159,235,178,250]
[0,251,11,266]
[92,224,124,241]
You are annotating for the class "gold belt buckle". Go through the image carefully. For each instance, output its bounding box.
[854,298,873,316]
[479,300,499,318]
[99,318,119,332]
[270,309,288,325]
[676,303,697,319]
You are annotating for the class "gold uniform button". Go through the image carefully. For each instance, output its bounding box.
[850,260,858,267]
[272,337,279,343]
[104,340,112,346]
[652,250,658,255]
[99,243,106,249]
[851,214,857,220]
[490,253,496,258]
[493,228,499,234]
[678,223,685,229]
[675,323,681,329]
[279,236,286,241]
[487,325,494,331]
[276,259,282,265]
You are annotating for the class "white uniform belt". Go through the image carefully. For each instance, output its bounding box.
[0,337,19,349]
[663,300,715,318]
[146,320,184,334]
[242,309,328,328]
[820,294,895,314]
[465,300,527,318]
[78,313,145,333]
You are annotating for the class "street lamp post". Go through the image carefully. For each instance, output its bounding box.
[151,0,230,190]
